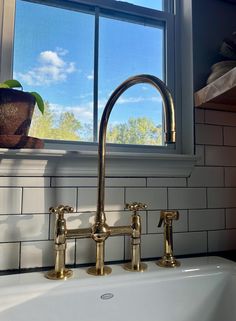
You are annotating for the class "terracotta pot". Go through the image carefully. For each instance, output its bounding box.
[0,88,35,135]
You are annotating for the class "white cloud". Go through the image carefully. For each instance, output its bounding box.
[116,95,162,105]
[39,51,64,67]
[86,71,94,80]
[117,96,145,104]
[49,102,93,123]
[16,48,76,86]
[55,47,69,56]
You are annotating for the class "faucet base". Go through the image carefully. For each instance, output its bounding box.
[45,268,73,280]
[156,256,180,268]
[87,265,112,276]
[123,262,148,272]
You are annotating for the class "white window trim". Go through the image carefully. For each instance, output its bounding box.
[0,0,196,178]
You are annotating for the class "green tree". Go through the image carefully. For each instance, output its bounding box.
[54,112,82,140]
[107,117,163,145]
[29,102,54,139]
[30,104,162,145]
[29,103,82,141]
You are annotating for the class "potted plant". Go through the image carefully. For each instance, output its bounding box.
[0,79,45,148]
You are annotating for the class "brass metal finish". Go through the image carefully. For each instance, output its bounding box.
[123,202,147,272]
[45,205,74,280]
[87,266,112,276]
[97,75,175,225]
[157,255,180,268]
[88,241,112,276]
[157,210,180,268]
[47,75,176,279]
[93,75,175,274]
[124,262,148,272]
[45,268,73,280]
[125,202,147,214]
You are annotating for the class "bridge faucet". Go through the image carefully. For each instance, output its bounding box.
[46,74,176,280]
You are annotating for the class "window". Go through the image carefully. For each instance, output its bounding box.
[1,0,177,149]
[0,0,195,177]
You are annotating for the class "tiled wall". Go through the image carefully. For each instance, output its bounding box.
[1,108,236,271]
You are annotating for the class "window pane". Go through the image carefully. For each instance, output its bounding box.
[99,17,164,146]
[115,0,163,11]
[13,0,94,142]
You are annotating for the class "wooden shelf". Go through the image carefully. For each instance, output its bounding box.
[194,67,236,112]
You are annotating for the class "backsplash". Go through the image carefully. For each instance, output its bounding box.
[1,108,236,271]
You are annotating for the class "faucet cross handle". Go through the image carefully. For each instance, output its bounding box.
[125,202,147,215]
[49,205,74,219]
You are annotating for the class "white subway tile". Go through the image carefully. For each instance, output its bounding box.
[147,210,188,234]
[195,109,205,124]
[21,240,75,268]
[76,238,95,264]
[106,210,147,233]
[21,240,54,268]
[226,209,236,228]
[208,188,236,208]
[205,110,236,126]
[22,188,77,214]
[126,188,167,210]
[225,168,236,187]
[0,188,22,214]
[0,177,50,187]
[205,146,236,166]
[106,177,146,187]
[51,177,97,187]
[147,177,186,187]
[78,188,124,211]
[224,127,236,146]
[0,214,49,242]
[174,232,207,255]
[105,189,125,211]
[76,236,124,264]
[77,188,96,211]
[208,230,236,252]
[105,236,124,262]
[125,233,163,259]
[189,209,225,231]
[188,167,224,187]
[195,145,205,166]
[0,243,19,270]
[168,188,206,209]
[52,177,146,187]
[195,124,223,145]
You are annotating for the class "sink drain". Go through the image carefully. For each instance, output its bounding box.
[100,293,114,300]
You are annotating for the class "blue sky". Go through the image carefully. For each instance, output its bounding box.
[14,0,164,136]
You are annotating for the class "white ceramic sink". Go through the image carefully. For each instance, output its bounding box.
[0,257,235,321]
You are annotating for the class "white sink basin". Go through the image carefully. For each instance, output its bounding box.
[0,257,235,321]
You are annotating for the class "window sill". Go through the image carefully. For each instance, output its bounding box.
[0,149,197,177]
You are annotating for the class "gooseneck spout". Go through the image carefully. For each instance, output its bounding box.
[96,74,176,224]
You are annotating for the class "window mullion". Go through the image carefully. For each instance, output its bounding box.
[93,7,99,142]
[0,0,15,82]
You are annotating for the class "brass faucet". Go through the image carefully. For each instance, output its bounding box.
[46,74,176,280]
[157,210,180,268]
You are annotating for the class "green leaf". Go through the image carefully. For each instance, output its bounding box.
[0,83,10,88]
[30,92,45,114]
[3,79,23,89]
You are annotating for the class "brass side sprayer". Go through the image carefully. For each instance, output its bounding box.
[157,210,180,268]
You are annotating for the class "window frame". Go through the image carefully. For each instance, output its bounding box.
[0,0,196,178]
